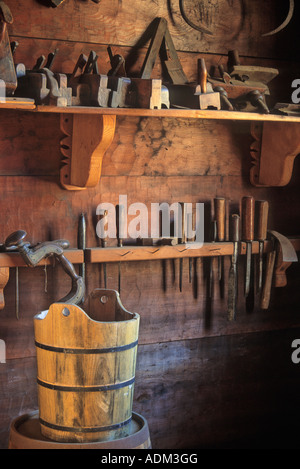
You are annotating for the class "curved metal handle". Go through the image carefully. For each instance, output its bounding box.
[4,230,85,305]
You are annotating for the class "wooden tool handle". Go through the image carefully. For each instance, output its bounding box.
[214,197,226,242]
[256,200,269,241]
[260,250,276,310]
[228,49,241,66]
[198,58,207,94]
[231,214,240,243]
[242,196,255,241]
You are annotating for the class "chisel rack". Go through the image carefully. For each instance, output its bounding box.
[0,237,299,308]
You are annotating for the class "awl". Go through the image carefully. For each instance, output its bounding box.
[228,214,240,321]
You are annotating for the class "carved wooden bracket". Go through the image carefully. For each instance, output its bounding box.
[0,267,9,310]
[60,113,116,190]
[250,121,300,187]
[274,237,300,288]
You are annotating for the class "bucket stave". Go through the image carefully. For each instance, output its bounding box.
[33,289,140,443]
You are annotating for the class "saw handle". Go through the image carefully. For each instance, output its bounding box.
[256,200,269,241]
[198,58,207,94]
[242,196,255,242]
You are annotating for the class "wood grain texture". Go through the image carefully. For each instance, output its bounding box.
[60,113,116,189]
[0,0,299,451]
[5,0,300,59]
[250,122,300,187]
[34,292,139,442]
[2,328,300,449]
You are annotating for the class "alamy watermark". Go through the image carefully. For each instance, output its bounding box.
[291,339,300,364]
[0,339,5,363]
[291,79,300,104]
[96,195,204,248]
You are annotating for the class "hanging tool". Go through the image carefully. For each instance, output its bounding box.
[179,0,213,36]
[228,214,240,321]
[260,230,298,310]
[262,0,294,37]
[195,58,220,110]
[5,230,85,305]
[100,210,108,288]
[179,202,187,292]
[255,200,269,295]
[186,211,195,284]
[77,213,86,304]
[241,196,255,311]
[116,204,125,294]
[15,266,19,320]
[260,243,276,311]
[214,197,226,298]
[208,220,217,299]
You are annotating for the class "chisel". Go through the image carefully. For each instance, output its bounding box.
[116,204,125,294]
[77,213,86,305]
[15,266,19,320]
[102,210,108,288]
[179,202,187,292]
[209,220,217,299]
[214,197,226,298]
[97,210,108,288]
[187,211,194,284]
[228,214,240,321]
[241,196,255,298]
[255,200,269,295]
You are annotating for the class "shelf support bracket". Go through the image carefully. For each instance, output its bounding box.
[250,121,300,187]
[60,113,116,190]
[0,267,9,310]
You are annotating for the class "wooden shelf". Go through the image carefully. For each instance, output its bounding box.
[1,102,300,189]
[2,101,300,122]
[35,105,300,123]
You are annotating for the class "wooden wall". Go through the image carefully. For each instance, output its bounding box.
[0,0,300,449]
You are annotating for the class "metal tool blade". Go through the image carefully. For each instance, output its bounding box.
[228,214,240,321]
[77,213,86,304]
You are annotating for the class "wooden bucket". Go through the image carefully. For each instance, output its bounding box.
[33,289,140,443]
[8,410,151,449]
